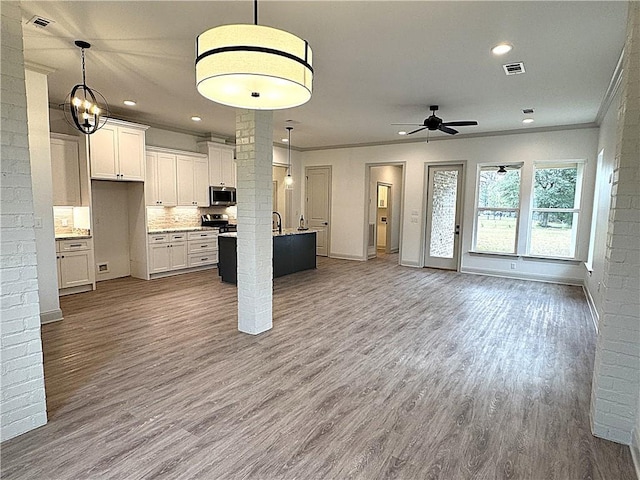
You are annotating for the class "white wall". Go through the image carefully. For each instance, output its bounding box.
[145,127,204,153]
[584,88,621,320]
[91,181,132,280]
[1,2,48,441]
[301,128,599,283]
[26,68,62,323]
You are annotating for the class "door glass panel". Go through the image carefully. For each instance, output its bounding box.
[429,170,458,258]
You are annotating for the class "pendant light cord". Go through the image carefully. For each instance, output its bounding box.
[254,0,258,25]
[81,47,86,86]
[286,126,292,174]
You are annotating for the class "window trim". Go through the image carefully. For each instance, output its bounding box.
[526,161,585,260]
[473,164,523,254]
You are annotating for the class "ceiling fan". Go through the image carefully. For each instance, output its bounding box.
[392,105,478,136]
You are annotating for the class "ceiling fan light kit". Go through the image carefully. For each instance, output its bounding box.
[62,40,110,135]
[195,0,313,110]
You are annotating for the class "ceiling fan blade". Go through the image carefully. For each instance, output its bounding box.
[439,125,459,135]
[391,123,424,126]
[442,121,478,127]
[407,126,428,135]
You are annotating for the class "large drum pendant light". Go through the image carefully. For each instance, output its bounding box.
[195,0,313,110]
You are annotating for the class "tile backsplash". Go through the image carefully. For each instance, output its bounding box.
[53,206,91,236]
[146,206,237,230]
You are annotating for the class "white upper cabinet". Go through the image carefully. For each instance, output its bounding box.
[50,135,81,206]
[88,119,148,181]
[176,154,210,207]
[146,150,177,206]
[200,142,236,187]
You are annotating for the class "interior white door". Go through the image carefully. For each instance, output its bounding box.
[424,165,463,270]
[306,166,331,256]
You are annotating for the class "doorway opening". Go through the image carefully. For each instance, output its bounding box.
[366,164,404,262]
[376,183,392,253]
[272,165,292,228]
[423,163,464,270]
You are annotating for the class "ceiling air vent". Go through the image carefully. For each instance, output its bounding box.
[27,15,54,29]
[503,62,525,76]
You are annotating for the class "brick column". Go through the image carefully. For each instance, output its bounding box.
[1,3,48,441]
[235,109,273,334]
[590,1,640,445]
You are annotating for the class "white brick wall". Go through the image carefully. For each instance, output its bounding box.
[235,109,274,335]
[1,2,48,442]
[590,1,640,446]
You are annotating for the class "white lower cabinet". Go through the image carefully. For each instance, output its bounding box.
[56,238,95,293]
[148,230,217,276]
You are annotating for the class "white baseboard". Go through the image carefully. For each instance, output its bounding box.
[632,429,640,480]
[460,266,582,286]
[40,308,63,324]
[400,260,421,267]
[329,253,365,261]
[58,284,93,296]
[148,264,216,280]
[582,284,599,333]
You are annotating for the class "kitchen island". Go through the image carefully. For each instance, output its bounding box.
[218,229,316,284]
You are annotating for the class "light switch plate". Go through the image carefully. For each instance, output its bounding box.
[34,217,42,228]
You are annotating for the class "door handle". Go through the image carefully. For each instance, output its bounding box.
[454,225,460,235]
[323,222,328,225]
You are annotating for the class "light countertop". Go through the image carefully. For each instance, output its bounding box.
[219,229,316,238]
[55,234,92,240]
[148,226,219,234]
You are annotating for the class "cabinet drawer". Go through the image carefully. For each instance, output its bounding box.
[188,240,217,254]
[187,230,218,240]
[169,233,187,243]
[188,251,218,267]
[148,234,169,244]
[58,239,92,252]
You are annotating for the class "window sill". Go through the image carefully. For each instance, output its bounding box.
[468,251,583,264]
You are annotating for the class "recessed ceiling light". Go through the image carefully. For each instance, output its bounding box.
[123,100,136,106]
[191,116,202,122]
[491,43,513,55]
[398,131,407,136]
[522,118,534,124]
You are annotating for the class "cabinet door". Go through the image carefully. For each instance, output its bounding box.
[117,127,145,181]
[193,157,209,206]
[50,138,81,206]
[176,156,195,206]
[220,149,236,187]
[169,242,188,270]
[149,244,171,273]
[145,153,158,206]
[208,146,222,186]
[89,124,118,180]
[59,251,92,288]
[157,153,178,206]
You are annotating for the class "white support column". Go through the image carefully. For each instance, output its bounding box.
[590,1,640,446]
[235,109,274,335]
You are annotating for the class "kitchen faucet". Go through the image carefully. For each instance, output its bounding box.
[272,211,282,234]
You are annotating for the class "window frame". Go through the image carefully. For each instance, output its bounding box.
[526,160,585,260]
[472,164,523,255]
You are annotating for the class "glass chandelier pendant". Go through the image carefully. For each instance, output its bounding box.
[195,0,313,110]
[63,40,110,135]
[284,126,294,189]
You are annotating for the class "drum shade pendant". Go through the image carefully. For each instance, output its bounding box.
[63,41,110,134]
[195,0,313,110]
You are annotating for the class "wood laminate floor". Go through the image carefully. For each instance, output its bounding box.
[1,256,636,480]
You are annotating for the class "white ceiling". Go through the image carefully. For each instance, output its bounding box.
[21,1,627,149]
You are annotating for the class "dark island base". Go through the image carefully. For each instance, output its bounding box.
[218,232,317,284]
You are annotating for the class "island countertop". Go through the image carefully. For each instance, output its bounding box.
[219,228,316,238]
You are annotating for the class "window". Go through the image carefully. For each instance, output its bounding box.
[474,166,521,254]
[529,162,583,258]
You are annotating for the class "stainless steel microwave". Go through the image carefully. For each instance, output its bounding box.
[209,186,236,206]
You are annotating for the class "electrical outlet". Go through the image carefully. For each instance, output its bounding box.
[510,262,516,270]
[34,217,43,228]
[62,219,68,227]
